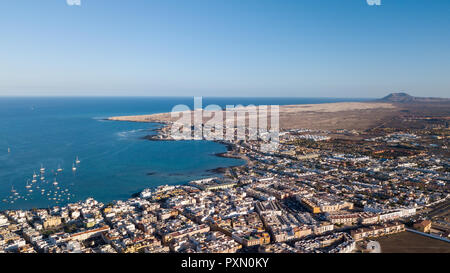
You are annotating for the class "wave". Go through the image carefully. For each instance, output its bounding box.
[92,117,108,122]
[116,129,147,138]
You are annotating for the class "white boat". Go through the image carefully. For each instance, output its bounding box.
[57,165,63,172]
[72,163,77,171]
[32,176,37,183]
[40,176,45,181]
[53,179,58,186]
[33,172,37,178]
[75,156,81,164]
[25,181,31,189]
[40,164,45,173]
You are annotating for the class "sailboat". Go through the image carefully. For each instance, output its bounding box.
[40,164,45,173]
[32,176,37,183]
[8,147,11,153]
[57,164,63,172]
[33,171,37,178]
[75,156,81,164]
[72,163,77,171]
[25,180,31,189]
[53,178,58,186]
[11,186,18,196]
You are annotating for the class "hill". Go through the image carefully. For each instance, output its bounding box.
[380,93,450,103]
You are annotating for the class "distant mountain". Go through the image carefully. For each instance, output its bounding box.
[379,92,450,103]
[380,93,415,102]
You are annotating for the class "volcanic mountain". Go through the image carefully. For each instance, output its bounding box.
[379,92,449,103]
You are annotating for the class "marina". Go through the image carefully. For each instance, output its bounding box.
[2,158,81,206]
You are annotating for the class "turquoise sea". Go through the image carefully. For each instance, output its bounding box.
[0,97,367,210]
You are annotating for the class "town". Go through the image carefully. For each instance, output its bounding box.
[1,122,449,253]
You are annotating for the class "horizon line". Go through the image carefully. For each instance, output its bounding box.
[0,95,376,99]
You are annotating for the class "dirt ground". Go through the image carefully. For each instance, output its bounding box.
[108,102,399,131]
[377,231,450,253]
[108,101,450,131]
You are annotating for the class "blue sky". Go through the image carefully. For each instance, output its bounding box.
[0,0,449,97]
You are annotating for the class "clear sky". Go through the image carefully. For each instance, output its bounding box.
[0,0,449,98]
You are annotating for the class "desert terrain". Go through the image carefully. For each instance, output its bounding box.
[108,96,450,132]
[108,101,401,131]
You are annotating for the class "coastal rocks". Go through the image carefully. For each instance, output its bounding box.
[141,135,174,141]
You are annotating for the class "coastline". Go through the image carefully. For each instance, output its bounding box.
[104,101,403,195]
[5,98,446,211]
[1,97,449,254]
[105,101,401,182]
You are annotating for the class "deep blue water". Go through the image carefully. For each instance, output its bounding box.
[0,97,368,210]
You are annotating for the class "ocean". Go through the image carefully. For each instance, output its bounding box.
[0,97,367,210]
